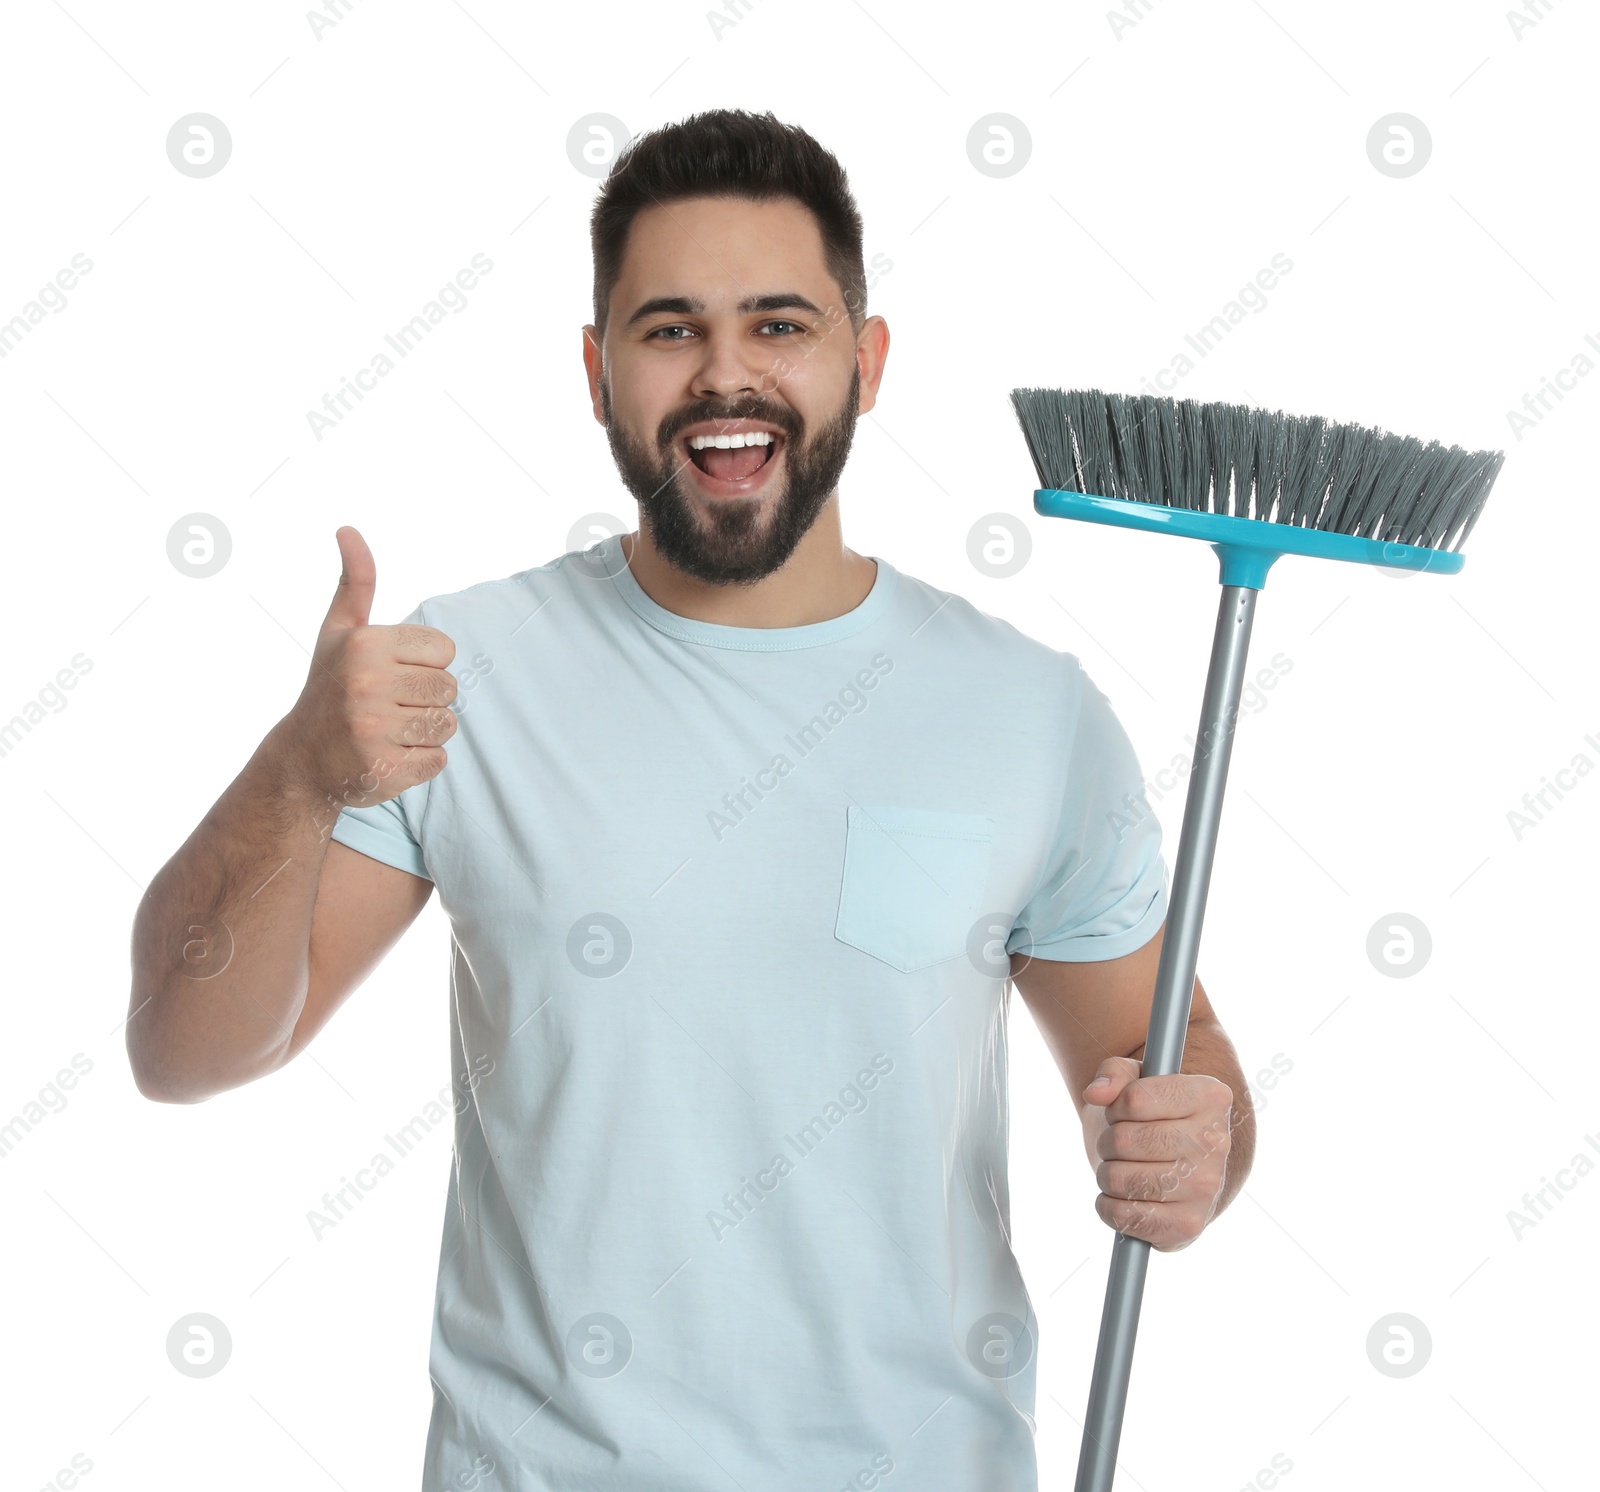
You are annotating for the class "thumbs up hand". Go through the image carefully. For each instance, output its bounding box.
[279,527,457,810]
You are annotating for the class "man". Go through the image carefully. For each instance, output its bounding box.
[129,108,1252,1491]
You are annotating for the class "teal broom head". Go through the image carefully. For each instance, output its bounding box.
[1009,387,1507,588]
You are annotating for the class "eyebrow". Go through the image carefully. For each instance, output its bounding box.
[623,292,826,329]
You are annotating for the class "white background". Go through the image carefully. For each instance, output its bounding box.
[2,2,1594,1489]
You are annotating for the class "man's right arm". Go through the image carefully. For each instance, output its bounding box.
[125,527,456,1103]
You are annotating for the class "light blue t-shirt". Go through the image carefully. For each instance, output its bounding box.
[330,533,1168,1492]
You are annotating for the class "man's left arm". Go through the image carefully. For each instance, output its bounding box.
[1010,920,1256,1253]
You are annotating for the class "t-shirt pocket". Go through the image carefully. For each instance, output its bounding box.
[833,805,997,973]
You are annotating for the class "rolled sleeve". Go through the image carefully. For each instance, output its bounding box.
[329,796,431,880]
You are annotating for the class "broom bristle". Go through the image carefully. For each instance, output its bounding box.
[1009,387,1505,552]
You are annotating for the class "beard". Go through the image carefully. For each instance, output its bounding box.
[599,364,860,585]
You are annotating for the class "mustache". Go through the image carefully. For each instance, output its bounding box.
[660,399,801,447]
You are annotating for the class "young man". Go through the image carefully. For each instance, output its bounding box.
[129,109,1251,1491]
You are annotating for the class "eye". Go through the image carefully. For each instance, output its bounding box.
[645,319,809,342]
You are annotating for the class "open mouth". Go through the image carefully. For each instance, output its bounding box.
[683,433,783,486]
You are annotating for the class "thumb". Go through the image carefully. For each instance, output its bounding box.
[1084,1055,1142,1107]
[322,525,376,633]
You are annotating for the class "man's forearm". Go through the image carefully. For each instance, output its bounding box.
[127,718,336,1102]
[1084,1017,1256,1219]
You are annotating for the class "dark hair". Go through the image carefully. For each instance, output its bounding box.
[590,109,867,340]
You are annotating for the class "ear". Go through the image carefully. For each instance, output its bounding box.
[853,314,890,418]
[582,323,606,425]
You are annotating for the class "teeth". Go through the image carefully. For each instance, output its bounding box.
[687,431,776,450]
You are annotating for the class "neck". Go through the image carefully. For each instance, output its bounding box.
[620,501,877,628]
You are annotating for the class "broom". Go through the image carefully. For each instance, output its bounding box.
[1008,387,1506,1491]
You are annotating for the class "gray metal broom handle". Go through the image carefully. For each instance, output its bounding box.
[1073,583,1259,1492]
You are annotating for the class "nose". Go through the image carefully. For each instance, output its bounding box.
[691,325,770,406]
